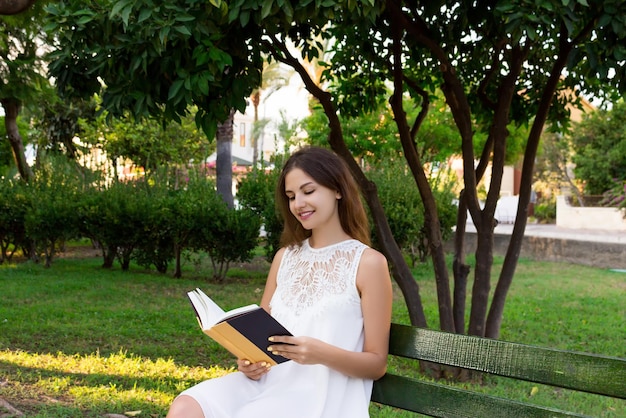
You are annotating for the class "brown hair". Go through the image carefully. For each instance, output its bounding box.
[275,146,371,247]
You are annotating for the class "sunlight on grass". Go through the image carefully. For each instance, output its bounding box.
[0,349,233,417]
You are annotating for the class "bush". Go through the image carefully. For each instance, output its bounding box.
[0,178,29,263]
[368,158,457,266]
[79,181,152,270]
[132,184,175,274]
[192,194,262,282]
[600,178,626,212]
[534,195,557,223]
[237,155,286,261]
[24,164,84,267]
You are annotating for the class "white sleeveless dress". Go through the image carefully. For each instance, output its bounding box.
[180,239,372,418]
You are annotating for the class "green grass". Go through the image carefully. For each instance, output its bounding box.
[1,248,624,417]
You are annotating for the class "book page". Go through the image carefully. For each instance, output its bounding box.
[188,288,259,328]
[188,288,226,328]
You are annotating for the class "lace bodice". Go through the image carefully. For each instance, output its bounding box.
[270,239,367,321]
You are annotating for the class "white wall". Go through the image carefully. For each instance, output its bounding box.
[557,195,626,231]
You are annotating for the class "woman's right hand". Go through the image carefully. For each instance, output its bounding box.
[237,359,271,380]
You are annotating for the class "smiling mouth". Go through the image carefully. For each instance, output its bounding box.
[298,211,314,220]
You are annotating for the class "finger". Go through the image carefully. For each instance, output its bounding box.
[268,335,295,344]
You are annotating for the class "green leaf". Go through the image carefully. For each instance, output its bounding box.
[120,5,132,27]
[76,15,93,25]
[261,0,273,19]
[168,79,184,101]
[138,8,152,23]
[173,26,192,36]
[110,0,130,19]
[159,26,170,45]
[240,10,250,26]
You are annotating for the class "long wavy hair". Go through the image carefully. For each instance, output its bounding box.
[275,146,371,247]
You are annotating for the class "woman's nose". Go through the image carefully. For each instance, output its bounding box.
[294,193,305,208]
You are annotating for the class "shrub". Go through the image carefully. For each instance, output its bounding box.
[600,178,626,213]
[24,164,84,267]
[0,178,29,263]
[192,194,262,282]
[534,195,557,223]
[237,155,286,261]
[368,158,457,266]
[79,181,151,270]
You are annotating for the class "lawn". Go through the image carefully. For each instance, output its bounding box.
[0,245,624,417]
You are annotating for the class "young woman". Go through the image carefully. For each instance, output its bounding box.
[167,146,392,418]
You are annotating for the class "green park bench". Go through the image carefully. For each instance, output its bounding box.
[371,323,626,417]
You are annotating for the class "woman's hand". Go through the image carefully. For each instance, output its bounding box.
[267,336,326,365]
[237,359,271,380]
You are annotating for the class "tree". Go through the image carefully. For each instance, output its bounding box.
[224,0,626,340]
[45,0,264,202]
[0,1,49,182]
[77,104,213,181]
[47,0,626,343]
[570,99,626,196]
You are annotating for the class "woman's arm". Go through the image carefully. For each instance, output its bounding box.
[259,247,284,312]
[267,248,393,380]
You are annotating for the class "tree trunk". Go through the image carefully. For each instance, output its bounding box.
[485,45,574,338]
[1,98,33,182]
[102,244,116,269]
[452,191,470,334]
[216,109,235,209]
[174,242,182,278]
[388,25,455,332]
[0,0,35,15]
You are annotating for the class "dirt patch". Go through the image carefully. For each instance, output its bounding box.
[57,245,102,259]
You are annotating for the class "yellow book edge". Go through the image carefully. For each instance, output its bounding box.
[205,322,278,366]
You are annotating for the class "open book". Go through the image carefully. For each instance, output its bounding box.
[187,288,293,366]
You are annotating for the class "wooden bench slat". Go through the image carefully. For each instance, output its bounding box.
[388,324,626,399]
[372,373,589,418]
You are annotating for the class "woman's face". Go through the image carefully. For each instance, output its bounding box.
[284,168,341,231]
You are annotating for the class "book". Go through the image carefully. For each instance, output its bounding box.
[187,288,293,366]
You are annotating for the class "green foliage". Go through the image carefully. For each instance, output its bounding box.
[0,116,32,174]
[192,197,262,282]
[131,181,175,274]
[85,181,153,270]
[600,178,626,211]
[534,195,557,224]
[0,1,50,104]
[23,157,87,267]
[0,178,29,262]
[301,95,462,164]
[368,158,458,266]
[236,156,287,261]
[45,0,263,138]
[78,106,214,175]
[571,99,626,195]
